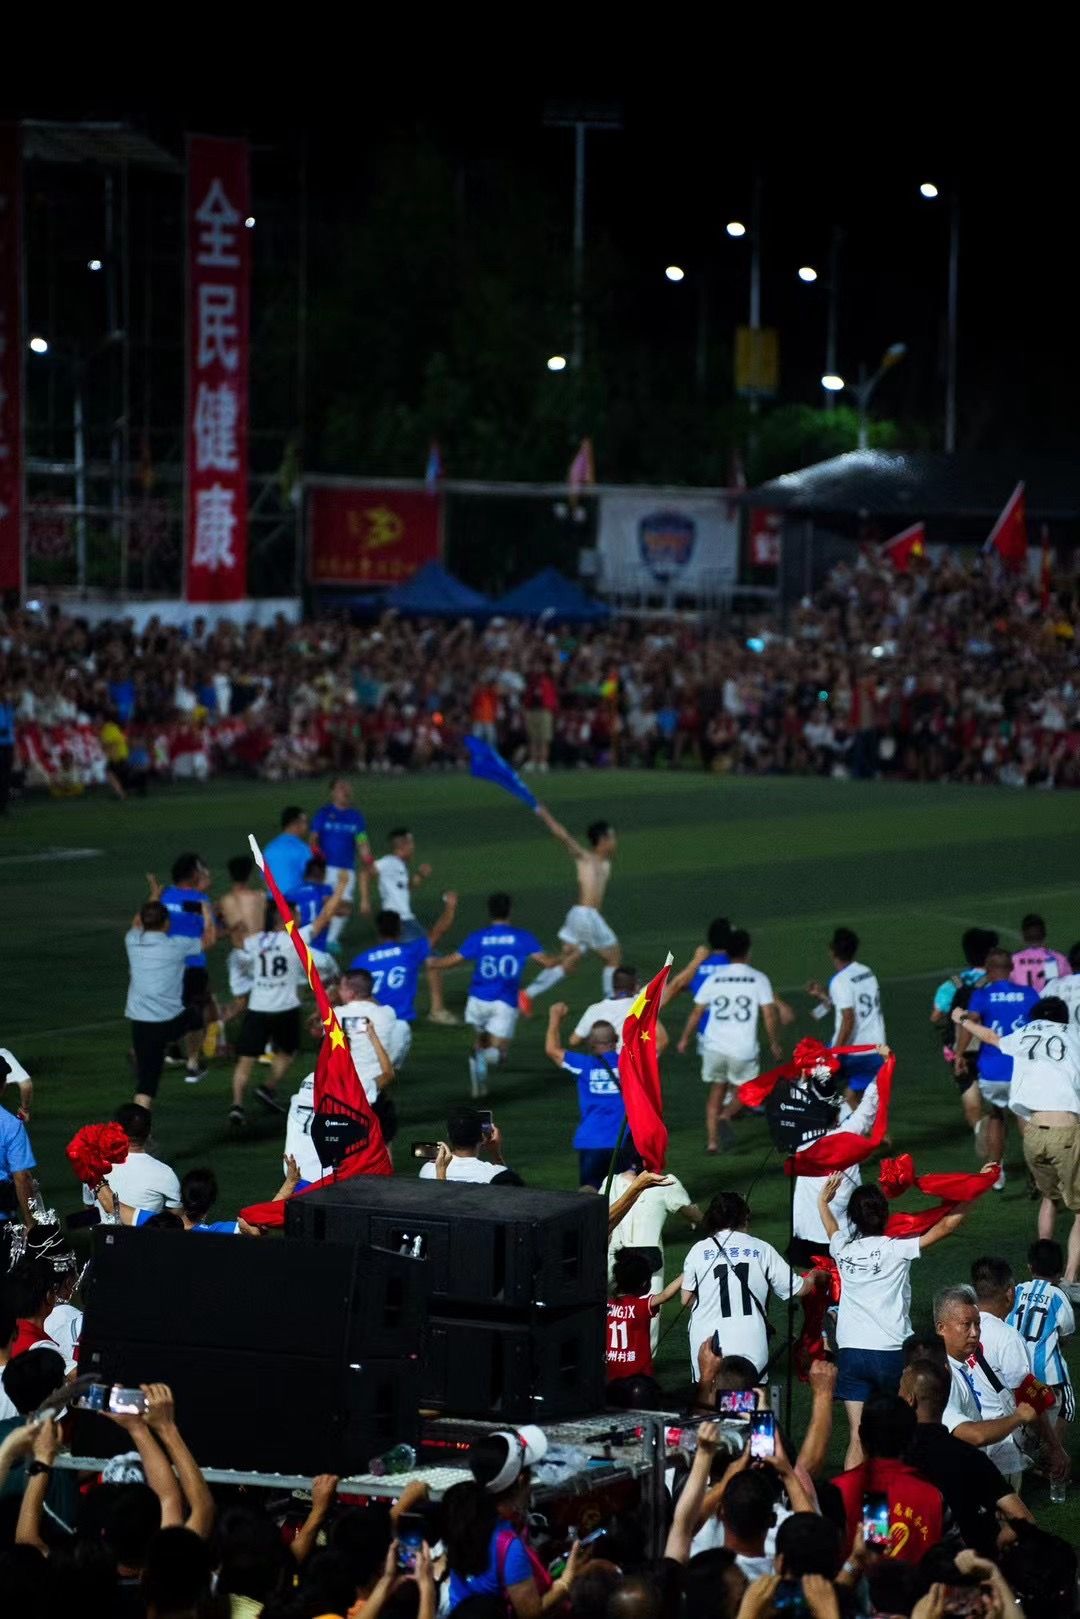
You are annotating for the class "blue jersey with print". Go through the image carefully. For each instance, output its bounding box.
[1008,1278,1074,1385]
[968,981,1039,1081]
[159,885,206,968]
[561,1050,626,1149]
[287,880,333,950]
[312,803,368,869]
[459,926,544,1006]
[687,951,730,1035]
[262,832,312,897]
[350,936,430,1020]
[134,1209,237,1234]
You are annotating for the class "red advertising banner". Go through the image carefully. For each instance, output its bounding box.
[307,485,442,586]
[749,507,782,568]
[0,124,23,595]
[184,135,250,602]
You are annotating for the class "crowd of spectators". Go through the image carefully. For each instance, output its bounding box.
[2,550,1080,802]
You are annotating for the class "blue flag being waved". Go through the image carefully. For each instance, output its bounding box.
[465,736,538,810]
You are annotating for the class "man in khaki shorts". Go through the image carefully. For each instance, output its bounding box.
[676,928,782,1154]
[955,994,1080,1290]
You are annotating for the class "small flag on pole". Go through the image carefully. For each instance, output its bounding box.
[880,521,925,572]
[568,437,595,512]
[464,736,538,810]
[985,482,1027,571]
[425,441,444,490]
[619,956,673,1172]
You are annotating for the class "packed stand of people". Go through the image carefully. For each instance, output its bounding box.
[3,547,1080,809]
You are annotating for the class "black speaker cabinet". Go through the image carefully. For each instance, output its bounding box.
[285,1178,607,1312]
[420,1304,606,1422]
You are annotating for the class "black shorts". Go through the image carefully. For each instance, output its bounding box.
[131,1012,194,1095]
[182,966,211,1012]
[236,1007,301,1059]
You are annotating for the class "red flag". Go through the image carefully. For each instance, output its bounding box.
[568,437,595,512]
[879,1153,998,1237]
[785,1051,895,1176]
[1040,524,1052,612]
[985,482,1027,571]
[619,958,672,1172]
[880,522,926,572]
[238,834,391,1230]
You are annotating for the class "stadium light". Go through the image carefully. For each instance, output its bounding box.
[797,266,818,283]
[28,336,49,354]
[919,182,939,199]
[244,216,256,228]
[664,265,685,282]
[725,220,747,238]
[547,354,567,372]
[87,258,103,272]
[821,373,845,392]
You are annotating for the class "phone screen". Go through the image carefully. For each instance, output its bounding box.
[943,1590,987,1618]
[411,1142,439,1161]
[718,1390,758,1415]
[749,1411,775,1459]
[109,1386,146,1416]
[397,1512,425,1573]
[477,1109,493,1137]
[75,1383,109,1412]
[861,1491,891,1549]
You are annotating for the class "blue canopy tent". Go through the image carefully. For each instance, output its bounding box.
[492,566,609,622]
[383,562,492,617]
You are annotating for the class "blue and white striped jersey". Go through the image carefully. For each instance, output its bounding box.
[1007,1279,1075,1386]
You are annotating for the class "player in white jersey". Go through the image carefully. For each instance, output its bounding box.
[228,888,339,1128]
[335,967,409,1156]
[808,927,885,1106]
[1053,943,1080,1037]
[361,827,456,1024]
[520,806,620,1010]
[676,930,780,1153]
[676,1190,821,1377]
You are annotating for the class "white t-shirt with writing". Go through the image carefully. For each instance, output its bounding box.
[968,1310,1031,1477]
[1000,1020,1080,1117]
[376,855,415,921]
[419,1155,501,1184]
[695,964,775,1063]
[829,1230,921,1351]
[337,998,399,1103]
[243,931,307,1013]
[829,961,886,1046]
[683,1229,799,1374]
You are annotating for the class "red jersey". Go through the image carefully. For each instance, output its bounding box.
[11,1320,56,1358]
[606,1294,653,1377]
[833,1457,943,1564]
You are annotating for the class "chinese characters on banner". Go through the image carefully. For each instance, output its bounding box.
[307,485,442,586]
[748,508,783,568]
[0,125,23,594]
[185,135,250,602]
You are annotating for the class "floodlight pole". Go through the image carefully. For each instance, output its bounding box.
[544,108,622,372]
[945,195,959,454]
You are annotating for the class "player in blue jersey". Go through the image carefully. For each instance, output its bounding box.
[310,777,374,948]
[952,947,1039,1189]
[544,1006,635,1188]
[1008,1239,1077,1427]
[348,892,458,1023]
[286,856,350,974]
[151,852,217,1083]
[262,806,312,896]
[428,892,559,1097]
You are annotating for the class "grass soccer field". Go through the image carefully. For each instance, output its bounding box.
[3,771,1080,1528]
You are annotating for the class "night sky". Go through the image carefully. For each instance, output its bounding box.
[8,52,1075,455]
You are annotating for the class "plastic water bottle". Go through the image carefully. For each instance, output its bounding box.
[368,1443,416,1476]
[1050,1476,1067,1506]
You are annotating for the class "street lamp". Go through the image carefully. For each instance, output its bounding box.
[547,354,567,372]
[827,342,906,449]
[87,258,103,272]
[919,182,959,453]
[797,266,818,283]
[28,336,49,354]
[664,264,685,282]
[821,374,845,392]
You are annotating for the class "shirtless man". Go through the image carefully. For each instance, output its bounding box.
[519,804,620,1011]
[217,855,267,1023]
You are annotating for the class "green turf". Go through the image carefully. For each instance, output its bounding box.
[3,772,1080,1527]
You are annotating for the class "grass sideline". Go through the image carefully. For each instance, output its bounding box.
[3,771,1079,1533]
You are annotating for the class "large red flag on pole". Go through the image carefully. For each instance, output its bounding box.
[239,834,390,1227]
[619,956,672,1171]
[985,482,1027,571]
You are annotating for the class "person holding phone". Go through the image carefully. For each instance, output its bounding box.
[819,1175,968,1469]
[830,1393,945,1565]
[419,1109,509,1185]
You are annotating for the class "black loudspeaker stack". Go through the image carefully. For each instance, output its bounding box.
[286,1178,609,1423]
[78,1181,608,1475]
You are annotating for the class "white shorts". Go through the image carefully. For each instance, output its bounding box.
[701,1049,759,1087]
[325,866,356,902]
[465,996,518,1041]
[228,948,254,999]
[558,905,618,954]
[979,1079,1012,1110]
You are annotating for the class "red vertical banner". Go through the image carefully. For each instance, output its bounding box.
[185,135,250,602]
[0,124,23,595]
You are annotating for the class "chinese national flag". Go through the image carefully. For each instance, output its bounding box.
[985,482,1027,571]
[619,957,672,1172]
[239,834,391,1229]
[881,522,925,572]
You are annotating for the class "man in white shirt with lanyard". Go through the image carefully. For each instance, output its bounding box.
[933,1285,1039,1459]
[969,1255,1070,1489]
